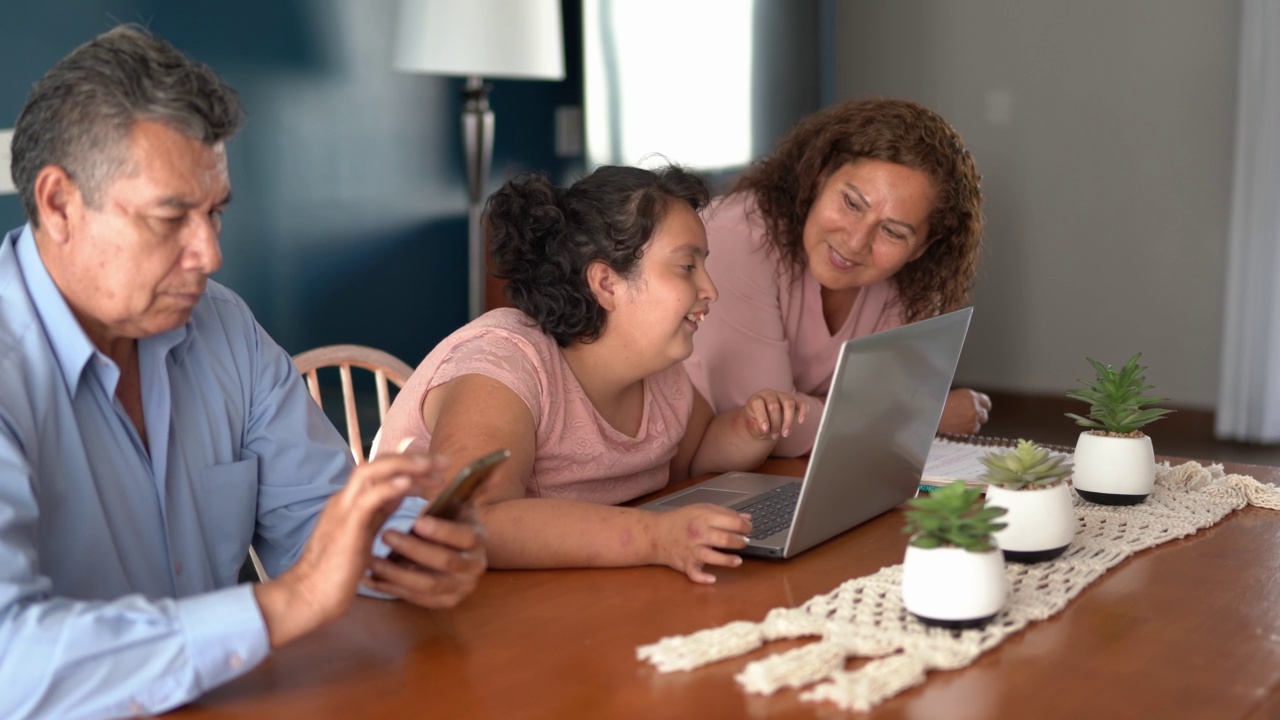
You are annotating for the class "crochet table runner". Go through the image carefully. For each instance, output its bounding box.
[636,462,1280,712]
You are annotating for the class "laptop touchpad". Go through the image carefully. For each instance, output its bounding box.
[657,488,750,508]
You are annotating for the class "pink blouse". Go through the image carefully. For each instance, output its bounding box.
[377,308,694,505]
[683,192,904,457]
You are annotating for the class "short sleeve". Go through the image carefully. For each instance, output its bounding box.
[431,329,545,422]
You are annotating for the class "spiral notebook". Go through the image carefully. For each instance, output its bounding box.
[918,433,1075,492]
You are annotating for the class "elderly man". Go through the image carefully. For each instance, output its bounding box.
[0,25,485,718]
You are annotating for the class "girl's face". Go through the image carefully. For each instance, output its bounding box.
[610,201,718,371]
[801,159,936,293]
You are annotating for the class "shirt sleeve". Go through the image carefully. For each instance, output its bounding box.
[238,313,357,577]
[235,306,427,585]
[431,328,545,422]
[687,202,824,457]
[0,429,270,719]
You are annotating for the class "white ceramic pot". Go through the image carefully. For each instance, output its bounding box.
[985,482,1076,563]
[901,544,1007,629]
[1072,431,1155,505]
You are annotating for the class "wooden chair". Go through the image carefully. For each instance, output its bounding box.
[292,344,415,464]
[245,344,415,583]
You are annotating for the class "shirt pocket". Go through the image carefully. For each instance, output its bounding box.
[194,458,259,584]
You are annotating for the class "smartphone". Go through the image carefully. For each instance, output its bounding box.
[422,448,511,520]
[386,448,509,567]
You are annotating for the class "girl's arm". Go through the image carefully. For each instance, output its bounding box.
[423,374,752,584]
[676,390,809,480]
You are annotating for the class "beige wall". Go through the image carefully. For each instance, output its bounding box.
[833,1,1240,408]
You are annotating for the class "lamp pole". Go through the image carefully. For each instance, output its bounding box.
[392,0,563,319]
[461,76,494,320]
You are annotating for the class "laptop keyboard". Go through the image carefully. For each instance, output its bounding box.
[740,483,802,540]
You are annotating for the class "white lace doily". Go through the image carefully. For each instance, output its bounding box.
[636,462,1280,712]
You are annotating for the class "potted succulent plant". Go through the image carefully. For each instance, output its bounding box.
[1065,353,1174,505]
[980,440,1075,563]
[900,481,1008,629]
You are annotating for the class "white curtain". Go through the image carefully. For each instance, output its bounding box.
[1216,0,1280,442]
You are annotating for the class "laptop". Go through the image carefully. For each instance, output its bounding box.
[640,307,973,558]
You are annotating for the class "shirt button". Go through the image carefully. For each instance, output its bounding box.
[174,561,183,574]
[229,653,244,669]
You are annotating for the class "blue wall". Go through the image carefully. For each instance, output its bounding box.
[0,0,581,365]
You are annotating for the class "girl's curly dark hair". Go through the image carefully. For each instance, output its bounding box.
[731,97,983,323]
[488,164,710,347]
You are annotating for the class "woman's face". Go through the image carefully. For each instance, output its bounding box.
[802,159,936,292]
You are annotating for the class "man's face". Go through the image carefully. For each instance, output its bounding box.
[58,119,229,346]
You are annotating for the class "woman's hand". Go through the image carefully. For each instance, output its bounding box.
[653,504,753,583]
[938,388,992,434]
[741,389,809,441]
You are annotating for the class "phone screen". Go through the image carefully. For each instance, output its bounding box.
[386,449,510,567]
[423,448,511,520]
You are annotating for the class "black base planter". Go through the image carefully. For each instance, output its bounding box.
[910,612,998,630]
[1076,489,1149,506]
[1003,545,1069,564]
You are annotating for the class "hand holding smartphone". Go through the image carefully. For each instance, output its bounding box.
[422,448,511,520]
[386,448,510,566]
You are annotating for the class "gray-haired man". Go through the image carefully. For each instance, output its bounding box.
[0,25,484,718]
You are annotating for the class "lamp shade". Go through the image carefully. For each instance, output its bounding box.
[394,0,565,81]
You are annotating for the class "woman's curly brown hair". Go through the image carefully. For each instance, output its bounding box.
[731,97,983,323]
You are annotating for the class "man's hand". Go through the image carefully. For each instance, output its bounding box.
[253,453,439,649]
[364,508,486,608]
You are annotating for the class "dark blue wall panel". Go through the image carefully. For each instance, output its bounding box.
[0,1,580,366]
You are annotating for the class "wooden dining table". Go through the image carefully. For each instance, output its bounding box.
[170,456,1280,719]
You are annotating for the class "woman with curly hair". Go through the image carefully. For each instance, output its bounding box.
[376,164,807,584]
[683,97,990,457]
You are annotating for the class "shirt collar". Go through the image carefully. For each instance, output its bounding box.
[12,224,196,390]
[14,224,99,392]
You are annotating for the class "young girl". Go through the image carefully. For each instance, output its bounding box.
[377,165,806,583]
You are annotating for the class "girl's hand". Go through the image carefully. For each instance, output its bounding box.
[654,504,753,583]
[741,389,808,441]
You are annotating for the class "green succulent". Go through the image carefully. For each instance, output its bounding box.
[1065,353,1174,435]
[980,439,1073,491]
[903,481,1007,552]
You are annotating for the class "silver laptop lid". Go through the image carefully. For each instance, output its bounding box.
[782,307,973,557]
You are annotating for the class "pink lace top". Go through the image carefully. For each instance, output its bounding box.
[683,192,904,456]
[377,308,695,505]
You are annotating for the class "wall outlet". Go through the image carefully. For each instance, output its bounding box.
[985,89,1014,127]
[554,106,582,158]
[0,129,14,195]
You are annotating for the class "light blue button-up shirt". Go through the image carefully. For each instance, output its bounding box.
[0,225,423,718]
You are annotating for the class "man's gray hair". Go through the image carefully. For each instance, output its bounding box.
[10,24,244,227]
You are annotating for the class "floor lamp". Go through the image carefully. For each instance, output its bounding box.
[394,0,566,320]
